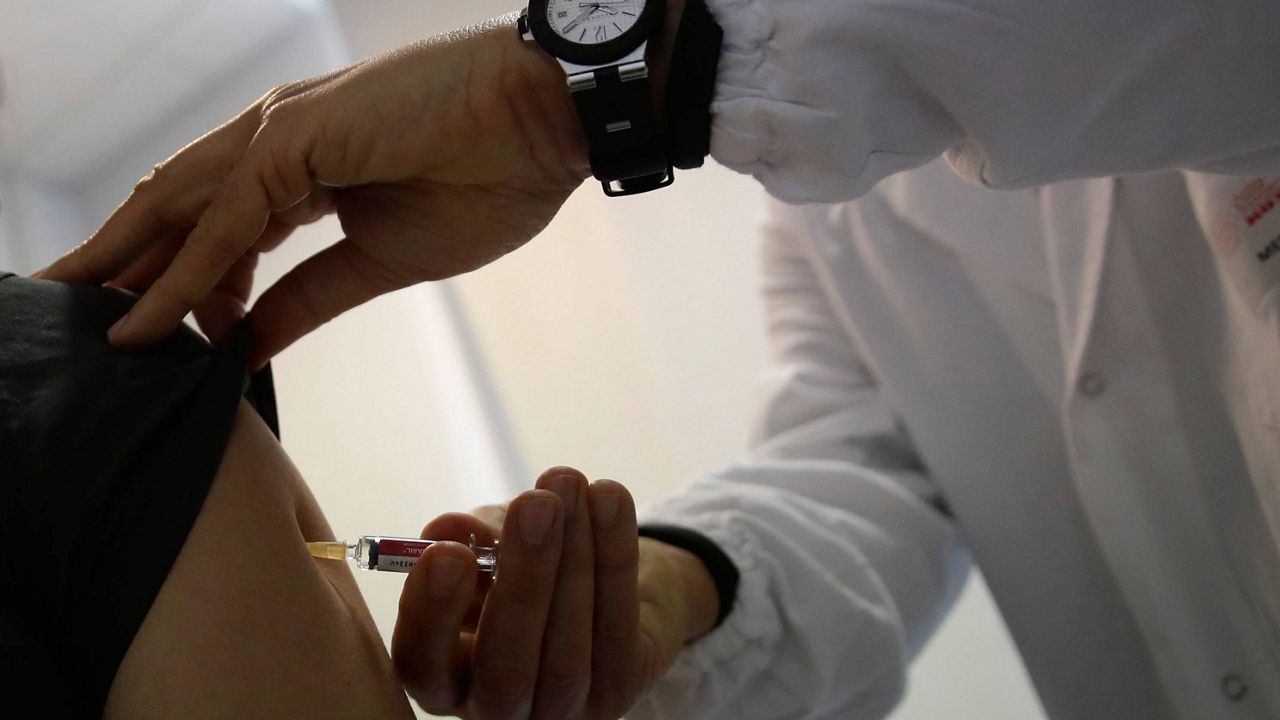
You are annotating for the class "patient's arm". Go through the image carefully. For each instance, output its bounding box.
[103,400,414,719]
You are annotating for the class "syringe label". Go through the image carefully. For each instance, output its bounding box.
[374,539,428,572]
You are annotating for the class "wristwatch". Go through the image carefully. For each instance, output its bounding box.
[518,0,673,196]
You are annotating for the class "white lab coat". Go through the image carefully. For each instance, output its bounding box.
[631,0,1280,718]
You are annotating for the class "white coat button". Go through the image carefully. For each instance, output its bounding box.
[1077,372,1107,397]
[1222,673,1248,702]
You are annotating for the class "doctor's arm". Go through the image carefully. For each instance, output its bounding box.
[389,208,967,720]
[388,470,720,720]
[41,0,1280,365]
[714,0,1280,203]
[626,209,969,720]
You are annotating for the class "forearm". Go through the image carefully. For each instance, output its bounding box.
[706,0,1280,202]
[631,465,968,720]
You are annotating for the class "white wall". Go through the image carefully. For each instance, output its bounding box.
[0,170,26,270]
[0,167,88,273]
[76,16,348,241]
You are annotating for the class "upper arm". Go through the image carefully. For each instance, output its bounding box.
[103,400,414,720]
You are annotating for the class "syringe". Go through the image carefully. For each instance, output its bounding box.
[307,533,498,577]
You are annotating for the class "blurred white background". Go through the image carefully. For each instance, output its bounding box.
[0,1,1046,718]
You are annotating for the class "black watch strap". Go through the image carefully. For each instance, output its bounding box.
[664,0,722,170]
[571,66,673,196]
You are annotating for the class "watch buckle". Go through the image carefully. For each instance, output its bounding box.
[603,166,675,197]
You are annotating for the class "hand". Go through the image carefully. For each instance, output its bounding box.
[392,467,719,720]
[37,15,589,366]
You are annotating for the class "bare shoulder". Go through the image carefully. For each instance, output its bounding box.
[104,400,414,720]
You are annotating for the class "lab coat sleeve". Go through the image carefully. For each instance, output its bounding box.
[629,206,970,720]
[706,0,1280,203]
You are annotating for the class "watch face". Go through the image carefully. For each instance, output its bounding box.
[545,0,646,45]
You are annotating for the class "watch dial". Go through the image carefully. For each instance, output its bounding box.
[545,0,645,45]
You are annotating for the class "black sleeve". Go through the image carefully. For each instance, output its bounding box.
[0,273,271,716]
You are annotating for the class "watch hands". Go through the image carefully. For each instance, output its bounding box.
[562,4,601,33]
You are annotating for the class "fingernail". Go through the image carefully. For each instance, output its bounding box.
[107,313,134,344]
[518,496,557,545]
[589,491,622,529]
[426,555,466,597]
[544,473,580,516]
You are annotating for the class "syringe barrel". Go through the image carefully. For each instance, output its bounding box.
[357,535,499,576]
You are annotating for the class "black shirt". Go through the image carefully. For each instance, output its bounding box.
[0,273,275,717]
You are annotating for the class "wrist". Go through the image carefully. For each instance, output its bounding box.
[496,0,686,185]
[639,536,720,643]
[491,12,593,182]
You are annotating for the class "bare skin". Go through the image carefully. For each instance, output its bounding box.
[38,5,683,369]
[101,415,719,720]
[392,467,720,720]
[103,401,414,719]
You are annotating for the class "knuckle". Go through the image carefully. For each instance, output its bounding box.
[137,163,164,189]
[250,103,313,210]
[259,145,304,210]
[259,97,295,128]
[129,165,166,205]
[261,80,307,114]
[126,165,182,227]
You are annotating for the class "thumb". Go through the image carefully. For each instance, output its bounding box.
[247,238,410,368]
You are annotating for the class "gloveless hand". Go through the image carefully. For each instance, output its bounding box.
[392,467,719,720]
[37,14,589,367]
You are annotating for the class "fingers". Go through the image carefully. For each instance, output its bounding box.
[393,540,479,715]
[108,112,317,349]
[401,472,643,719]
[246,238,411,369]
[422,511,502,549]
[530,468,595,719]
[470,489,565,720]
[105,228,190,295]
[192,252,258,346]
[585,480,642,717]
